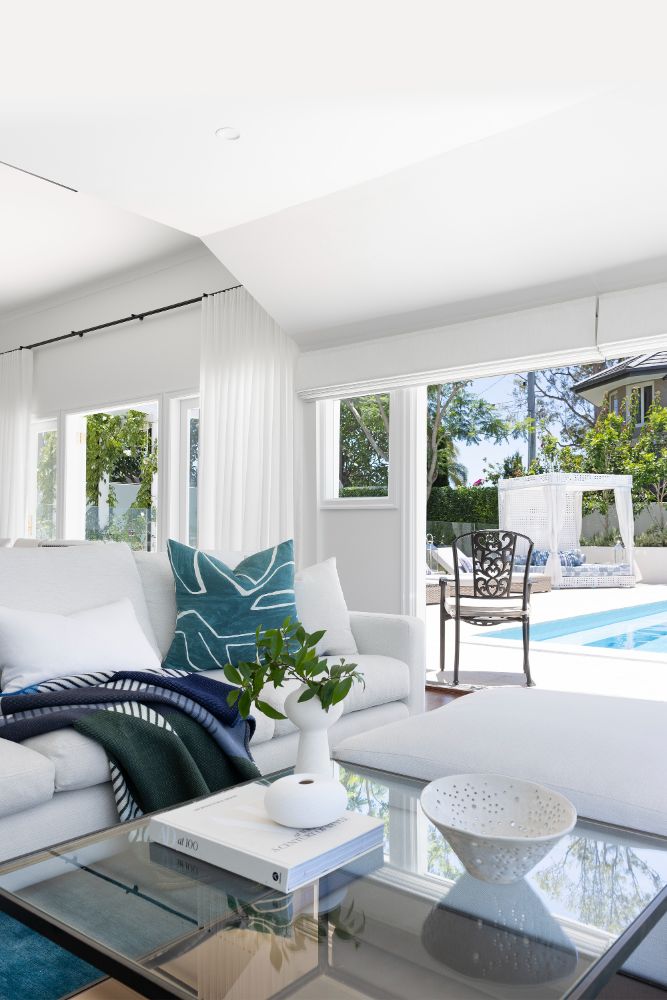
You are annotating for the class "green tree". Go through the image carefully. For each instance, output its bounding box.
[427,383,513,498]
[339,395,390,492]
[630,393,667,529]
[36,430,57,539]
[483,449,526,485]
[85,409,157,547]
[511,362,615,447]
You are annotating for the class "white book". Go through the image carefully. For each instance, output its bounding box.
[148,781,384,893]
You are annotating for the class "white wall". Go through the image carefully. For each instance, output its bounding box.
[296,296,599,398]
[0,249,237,417]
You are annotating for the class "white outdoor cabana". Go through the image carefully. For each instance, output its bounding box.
[498,473,636,588]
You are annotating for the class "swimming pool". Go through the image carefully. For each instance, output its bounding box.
[487,600,667,651]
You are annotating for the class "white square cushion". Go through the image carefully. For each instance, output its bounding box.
[0,598,161,692]
[0,543,159,652]
[0,738,55,818]
[294,557,357,655]
[334,688,667,836]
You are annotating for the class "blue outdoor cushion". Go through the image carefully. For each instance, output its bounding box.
[162,539,296,672]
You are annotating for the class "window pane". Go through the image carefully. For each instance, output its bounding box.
[644,385,653,417]
[338,394,390,498]
[187,407,199,547]
[35,428,57,540]
[84,404,158,551]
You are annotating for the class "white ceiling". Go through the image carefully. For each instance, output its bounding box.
[4,2,667,342]
[0,165,200,318]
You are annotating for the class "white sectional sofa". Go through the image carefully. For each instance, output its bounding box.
[0,543,425,862]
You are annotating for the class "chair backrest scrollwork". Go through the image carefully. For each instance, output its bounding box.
[453,530,534,600]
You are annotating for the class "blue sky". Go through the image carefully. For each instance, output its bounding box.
[457,373,528,483]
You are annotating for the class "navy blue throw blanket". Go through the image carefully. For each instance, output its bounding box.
[0,669,260,819]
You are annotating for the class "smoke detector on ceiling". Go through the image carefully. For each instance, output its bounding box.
[215,126,241,141]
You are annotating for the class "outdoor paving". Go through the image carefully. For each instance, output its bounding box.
[425,582,667,702]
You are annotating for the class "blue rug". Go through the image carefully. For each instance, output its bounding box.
[0,910,102,1000]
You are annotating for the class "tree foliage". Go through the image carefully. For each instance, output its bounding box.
[509,362,624,451]
[339,395,390,491]
[85,410,157,548]
[85,410,157,508]
[427,383,512,497]
[528,389,667,533]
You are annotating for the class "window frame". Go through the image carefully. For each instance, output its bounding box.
[634,381,654,427]
[317,394,397,509]
[166,390,200,547]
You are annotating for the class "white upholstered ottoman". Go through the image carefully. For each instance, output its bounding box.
[333,687,667,836]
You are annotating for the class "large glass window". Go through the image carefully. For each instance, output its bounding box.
[338,394,390,499]
[28,420,58,540]
[183,401,199,547]
[65,401,158,551]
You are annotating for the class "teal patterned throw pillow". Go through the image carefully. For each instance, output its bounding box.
[163,539,296,672]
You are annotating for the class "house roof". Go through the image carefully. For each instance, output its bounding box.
[573,353,667,394]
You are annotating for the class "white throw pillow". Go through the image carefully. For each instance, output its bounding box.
[294,558,358,656]
[0,598,162,693]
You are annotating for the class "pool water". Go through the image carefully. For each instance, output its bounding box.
[488,600,667,652]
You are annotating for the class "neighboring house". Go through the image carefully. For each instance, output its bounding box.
[573,353,667,431]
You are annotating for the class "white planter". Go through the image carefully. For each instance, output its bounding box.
[284,683,344,776]
[581,545,667,584]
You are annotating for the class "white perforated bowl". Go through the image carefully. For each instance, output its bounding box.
[421,773,577,884]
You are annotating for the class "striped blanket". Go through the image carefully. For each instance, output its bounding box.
[0,669,260,820]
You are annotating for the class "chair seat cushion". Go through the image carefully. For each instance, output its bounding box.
[334,688,667,835]
[0,738,55,818]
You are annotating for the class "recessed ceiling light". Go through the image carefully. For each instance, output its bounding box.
[215,126,241,141]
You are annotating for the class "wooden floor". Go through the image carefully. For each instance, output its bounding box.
[425,684,471,711]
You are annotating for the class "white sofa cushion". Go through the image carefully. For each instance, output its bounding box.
[0,543,159,653]
[0,738,55,818]
[0,599,162,693]
[334,688,667,836]
[294,558,357,655]
[23,729,111,792]
[260,654,411,737]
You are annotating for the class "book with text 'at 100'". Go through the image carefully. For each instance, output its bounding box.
[148,780,384,893]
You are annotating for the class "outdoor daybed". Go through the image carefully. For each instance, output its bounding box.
[498,473,636,589]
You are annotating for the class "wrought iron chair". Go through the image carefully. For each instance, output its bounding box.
[445,529,535,687]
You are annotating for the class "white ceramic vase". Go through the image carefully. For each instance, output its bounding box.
[284,683,344,776]
[264,773,348,828]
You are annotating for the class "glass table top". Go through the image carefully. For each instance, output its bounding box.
[0,764,666,999]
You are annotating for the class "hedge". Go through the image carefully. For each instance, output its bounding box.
[340,486,389,498]
[427,485,499,524]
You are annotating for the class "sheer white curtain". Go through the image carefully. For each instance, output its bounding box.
[198,288,298,553]
[614,486,635,570]
[0,350,33,540]
[544,483,564,586]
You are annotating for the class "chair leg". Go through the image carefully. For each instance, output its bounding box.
[453,616,460,686]
[439,607,446,673]
[522,618,535,687]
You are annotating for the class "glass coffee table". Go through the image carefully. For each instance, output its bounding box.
[0,764,666,999]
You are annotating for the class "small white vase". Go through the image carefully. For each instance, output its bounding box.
[284,683,344,776]
[264,773,348,828]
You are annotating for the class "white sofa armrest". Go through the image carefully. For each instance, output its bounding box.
[349,611,425,715]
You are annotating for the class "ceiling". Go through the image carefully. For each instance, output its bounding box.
[0,165,200,318]
[4,2,667,344]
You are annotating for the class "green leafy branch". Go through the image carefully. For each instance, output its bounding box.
[223,617,364,721]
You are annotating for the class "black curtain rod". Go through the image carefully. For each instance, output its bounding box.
[0,284,242,357]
